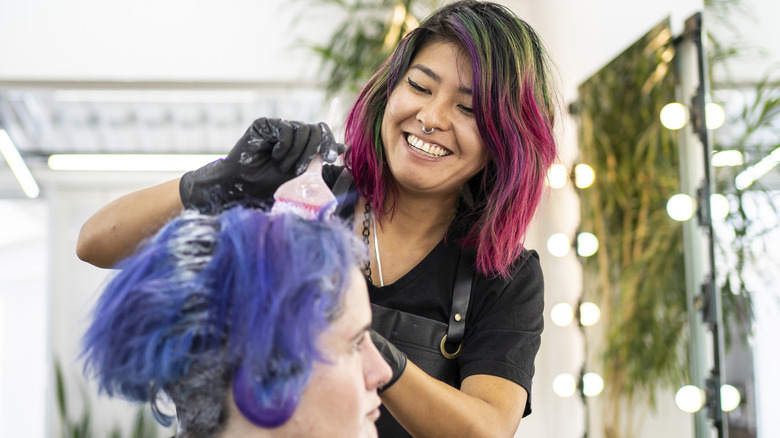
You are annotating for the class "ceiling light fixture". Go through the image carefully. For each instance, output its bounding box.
[47,154,223,172]
[0,129,40,198]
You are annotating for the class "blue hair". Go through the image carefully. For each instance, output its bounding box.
[81,207,364,434]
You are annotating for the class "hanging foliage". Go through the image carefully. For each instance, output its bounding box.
[298,0,436,97]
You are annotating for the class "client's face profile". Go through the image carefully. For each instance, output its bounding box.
[283,268,392,437]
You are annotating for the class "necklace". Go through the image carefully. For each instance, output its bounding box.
[361,202,384,287]
[362,202,372,282]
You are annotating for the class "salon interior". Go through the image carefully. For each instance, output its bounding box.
[1,0,778,437]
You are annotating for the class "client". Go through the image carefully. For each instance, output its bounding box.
[81,206,391,438]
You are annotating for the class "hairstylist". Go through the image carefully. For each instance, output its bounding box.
[77,1,558,436]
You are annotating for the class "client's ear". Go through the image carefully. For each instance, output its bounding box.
[232,365,300,428]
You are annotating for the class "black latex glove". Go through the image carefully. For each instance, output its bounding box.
[179,118,346,213]
[370,329,407,392]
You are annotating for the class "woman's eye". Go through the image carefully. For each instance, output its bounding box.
[407,78,429,94]
[352,336,366,353]
[459,105,474,115]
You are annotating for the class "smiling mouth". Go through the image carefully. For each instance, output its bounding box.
[405,133,452,158]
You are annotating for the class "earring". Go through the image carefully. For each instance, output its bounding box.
[232,365,299,428]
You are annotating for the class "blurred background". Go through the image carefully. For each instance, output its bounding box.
[1,0,778,437]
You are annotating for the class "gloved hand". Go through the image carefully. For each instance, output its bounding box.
[370,329,407,392]
[179,118,346,213]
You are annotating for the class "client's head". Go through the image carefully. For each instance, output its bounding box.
[81,207,391,438]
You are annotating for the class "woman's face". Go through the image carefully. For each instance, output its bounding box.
[279,268,391,438]
[381,41,489,200]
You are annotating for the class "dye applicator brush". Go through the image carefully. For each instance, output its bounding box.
[270,154,336,220]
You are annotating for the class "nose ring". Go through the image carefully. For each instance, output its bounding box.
[422,123,434,135]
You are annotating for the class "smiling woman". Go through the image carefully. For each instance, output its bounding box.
[380,41,489,202]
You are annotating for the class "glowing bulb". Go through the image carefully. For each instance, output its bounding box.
[579,302,601,326]
[574,163,595,188]
[710,194,729,220]
[667,194,695,221]
[553,373,577,397]
[675,385,705,413]
[712,150,744,167]
[576,232,599,257]
[550,303,574,327]
[582,373,604,397]
[721,384,741,412]
[660,103,689,130]
[706,102,726,130]
[548,164,568,189]
[547,233,571,257]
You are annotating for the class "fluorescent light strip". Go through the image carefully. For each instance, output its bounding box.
[735,146,780,190]
[48,154,223,172]
[51,90,260,103]
[0,129,40,198]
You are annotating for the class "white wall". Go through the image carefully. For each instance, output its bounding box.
[0,0,338,83]
[0,200,48,438]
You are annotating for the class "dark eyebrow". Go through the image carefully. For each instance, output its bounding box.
[410,64,472,96]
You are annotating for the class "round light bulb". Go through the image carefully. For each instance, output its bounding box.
[579,302,601,326]
[582,372,604,397]
[576,232,599,257]
[660,103,689,130]
[721,384,741,412]
[706,102,726,130]
[574,163,595,188]
[550,303,574,327]
[667,194,695,221]
[553,373,577,398]
[712,150,744,167]
[710,193,729,220]
[675,385,705,413]
[547,233,571,257]
[548,164,568,189]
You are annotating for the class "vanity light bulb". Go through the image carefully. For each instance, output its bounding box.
[667,194,695,221]
[706,103,726,130]
[712,150,744,167]
[660,103,689,130]
[547,233,571,257]
[547,164,568,189]
[579,302,601,326]
[574,164,595,188]
[550,303,574,327]
[721,384,741,412]
[576,232,599,257]
[552,373,577,398]
[710,194,729,220]
[582,373,604,397]
[675,385,705,413]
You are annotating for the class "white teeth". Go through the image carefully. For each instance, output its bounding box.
[406,134,451,157]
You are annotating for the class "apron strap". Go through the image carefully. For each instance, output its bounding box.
[441,249,473,359]
[331,168,355,218]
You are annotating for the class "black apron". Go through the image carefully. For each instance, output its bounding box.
[331,169,474,437]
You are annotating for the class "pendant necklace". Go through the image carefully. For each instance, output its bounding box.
[362,202,384,287]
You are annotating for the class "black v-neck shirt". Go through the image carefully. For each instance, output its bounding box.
[324,164,544,417]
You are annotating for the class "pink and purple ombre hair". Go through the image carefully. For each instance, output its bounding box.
[344,0,558,278]
[81,207,364,435]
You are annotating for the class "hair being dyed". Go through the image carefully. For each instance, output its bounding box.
[344,0,558,277]
[81,207,364,437]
